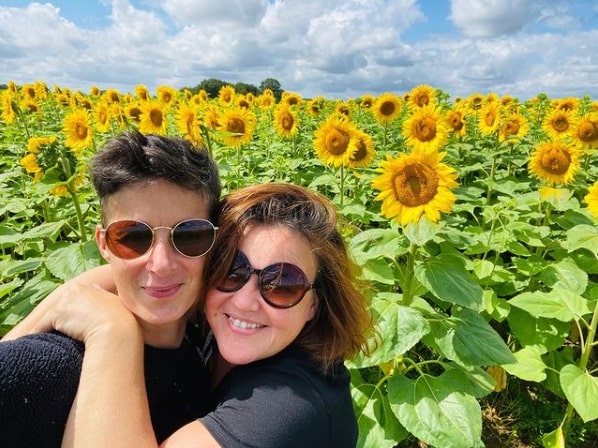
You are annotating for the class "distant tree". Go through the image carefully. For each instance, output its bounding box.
[195,78,230,99]
[259,78,283,101]
[234,82,259,96]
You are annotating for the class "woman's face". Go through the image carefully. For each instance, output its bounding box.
[205,224,319,366]
[96,179,211,346]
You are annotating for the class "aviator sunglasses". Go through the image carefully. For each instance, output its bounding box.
[103,218,217,259]
[217,250,316,309]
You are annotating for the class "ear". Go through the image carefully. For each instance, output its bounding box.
[95,225,111,263]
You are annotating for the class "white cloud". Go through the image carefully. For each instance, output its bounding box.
[450,0,532,37]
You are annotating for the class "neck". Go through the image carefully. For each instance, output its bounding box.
[210,352,235,390]
[138,320,186,348]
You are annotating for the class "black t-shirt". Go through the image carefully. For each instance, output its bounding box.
[0,327,209,447]
[200,347,358,448]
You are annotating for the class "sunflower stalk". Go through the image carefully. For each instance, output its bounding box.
[399,243,418,306]
[59,155,87,243]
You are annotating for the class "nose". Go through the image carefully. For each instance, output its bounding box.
[145,231,178,275]
[230,274,261,311]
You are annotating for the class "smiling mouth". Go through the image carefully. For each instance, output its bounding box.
[226,314,265,330]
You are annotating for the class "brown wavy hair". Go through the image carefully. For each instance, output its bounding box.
[204,182,373,372]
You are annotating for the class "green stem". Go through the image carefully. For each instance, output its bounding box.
[67,181,87,243]
[339,165,345,208]
[401,243,418,306]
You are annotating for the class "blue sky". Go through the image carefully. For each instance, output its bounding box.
[1,0,597,101]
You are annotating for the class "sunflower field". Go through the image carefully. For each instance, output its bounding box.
[2,80,598,447]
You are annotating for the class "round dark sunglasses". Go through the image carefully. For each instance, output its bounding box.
[217,250,315,309]
[103,219,217,259]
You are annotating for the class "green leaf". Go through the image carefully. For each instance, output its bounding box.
[352,380,408,448]
[509,288,591,322]
[361,258,396,285]
[44,241,103,281]
[430,308,516,366]
[507,308,569,353]
[350,294,430,368]
[560,364,598,423]
[403,217,439,245]
[565,224,598,256]
[415,254,483,310]
[541,426,565,448]
[388,373,484,448]
[502,346,547,382]
[538,258,587,295]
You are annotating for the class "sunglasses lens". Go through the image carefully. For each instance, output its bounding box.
[105,220,153,259]
[218,252,250,292]
[260,263,310,308]
[172,219,216,257]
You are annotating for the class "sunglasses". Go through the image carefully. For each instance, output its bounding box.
[217,250,315,309]
[103,219,217,259]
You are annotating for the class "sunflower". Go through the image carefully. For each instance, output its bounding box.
[282,92,302,107]
[347,129,376,168]
[135,85,150,101]
[139,101,168,134]
[273,104,298,138]
[542,108,577,141]
[445,108,467,137]
[63,109,93,152]
[553,97,579,113]
[372,150,459,226]
[125,103,143,124]
[156,85,178,108]
[373,92,402,124]
[528,141,580,185]
[572,114,598,150]
[218,85,236,106]
[176,102,202,146]
[466,92,485,110]
[1,90,16,124]
[408,84,437,109]
[335,101,351,118]
[217,107,257,147]
[478,102,501,136]
[585,181,598,220]
[359,94,375,109]
[89,85,101,97]
[257,92,275,109]
[21,84,37,101]
[498,112,529,143]
[201,105,220,130]
[402,105,449,153]
[21,136,59,181]
[19,153,43,180]
[307,97,325,115]
[94,102,112,132]
[103,88,121,104]
[313,116,359,167]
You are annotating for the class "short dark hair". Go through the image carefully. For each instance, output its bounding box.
[90,130,221,222]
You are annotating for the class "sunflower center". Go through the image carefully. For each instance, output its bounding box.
[75,123,88,139]
[350,139,367,162]
[413,117,437,142]
[552,117,569,132]
[380,101,397,117]
[415,95,430,107]
[281,114,294,130]
[541,148,571,175]
[392,162,439,206]
[325,129,350,155]
[484,112,497,126]
[448,113,464,131]
[149,109,163,126]
[227,118,245,134]
[503,120,520,136]
[578,121,598,143]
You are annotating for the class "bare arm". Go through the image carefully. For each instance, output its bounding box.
[2,265,115,341]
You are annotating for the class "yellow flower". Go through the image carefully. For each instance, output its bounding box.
[553,97,579,113]
[135,85,150,101]
[257,92,275,109]
[89,85,101,97]
[313,116,358,167]
[334,101,351,119]
[402,105,449,153]
[1,90,17,123]
[373,92,402,124]
[359,94,375,109]
[125,103,143,124]
[28,136,57,153]
[307,97,325,115]
[176,102,202,146]
[466,92,485,110]
[217,107,257,147]
[572,114,598,150]
[445,108,467,137]
[487,365,507,392]
[478,102,501,136]
[282,92,302,107]
[585,181,598,220]
[218,85,236,106]
[156,85,178,108]
[372,150,459,226]
[498,112,528,142]
[273,104,299,138]
[139,101,168,134]
[528,141,580,185]
[94,102,112,132]
[542,108,577,141]
[63,109,93,152]
[19,153,42,178]
[407,84,437,109]
[103,88,121,104]
[347,129,375,168]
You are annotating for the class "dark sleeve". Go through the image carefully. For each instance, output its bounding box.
[199,363,332,448]
[0,332,84,448]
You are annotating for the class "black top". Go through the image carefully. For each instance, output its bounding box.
[0,328,209,447]
[200,346,358,448]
